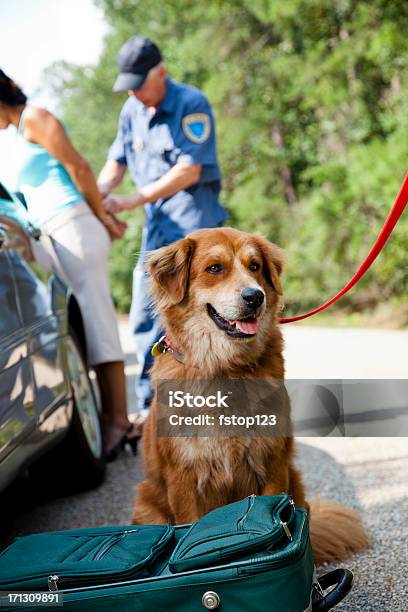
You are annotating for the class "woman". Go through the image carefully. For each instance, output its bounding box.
[0,69,139,460]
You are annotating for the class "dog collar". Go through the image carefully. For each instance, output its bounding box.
[151,335,188,366]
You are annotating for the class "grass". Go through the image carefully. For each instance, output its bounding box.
[284,302,408,330]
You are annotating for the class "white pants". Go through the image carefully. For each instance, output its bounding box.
[39,201,124,366]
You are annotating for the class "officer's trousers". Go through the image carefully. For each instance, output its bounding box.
[129,249,163,412]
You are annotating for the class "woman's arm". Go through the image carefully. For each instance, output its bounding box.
[23,108,124,238]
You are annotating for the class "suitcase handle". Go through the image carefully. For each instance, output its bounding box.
[312,569,354,611]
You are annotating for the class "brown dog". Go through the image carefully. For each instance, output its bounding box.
[132,227,368,564]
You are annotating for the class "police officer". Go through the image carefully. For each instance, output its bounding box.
[98,36,227,414]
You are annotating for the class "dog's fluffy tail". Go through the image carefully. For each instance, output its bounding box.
[309,500,369,565]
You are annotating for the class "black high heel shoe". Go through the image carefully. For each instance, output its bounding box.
[124,423,140,455]
[105,423,140,463]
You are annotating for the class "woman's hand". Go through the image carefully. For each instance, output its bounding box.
[98,211,128,240]
[0,216,34,260]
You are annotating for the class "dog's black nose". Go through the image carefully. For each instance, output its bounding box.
[241,288,264,308]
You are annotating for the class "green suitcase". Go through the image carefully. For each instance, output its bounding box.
[0,494,352,611]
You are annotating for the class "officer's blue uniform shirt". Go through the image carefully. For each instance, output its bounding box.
[108,77,227,249]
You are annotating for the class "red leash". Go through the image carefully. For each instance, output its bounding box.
[278,172,408,324]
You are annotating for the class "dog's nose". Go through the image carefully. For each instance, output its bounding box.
[241,288,264,308]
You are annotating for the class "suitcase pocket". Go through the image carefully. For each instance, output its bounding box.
[169,493,295,573]
[0,524,175,591]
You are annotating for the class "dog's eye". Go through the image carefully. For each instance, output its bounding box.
[249,262,260,272]
[206,263,224,274]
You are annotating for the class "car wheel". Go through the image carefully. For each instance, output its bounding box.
[30,330,106,496]
[65,331,106,485]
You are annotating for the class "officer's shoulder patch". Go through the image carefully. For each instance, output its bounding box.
[182,113,211,144]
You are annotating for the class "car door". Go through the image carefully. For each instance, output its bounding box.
[0,179,69,488]
[0,182,67,418]
[10,249,66,413]
[0,211,36,490]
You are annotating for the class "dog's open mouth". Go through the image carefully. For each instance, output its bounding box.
[207,304,259,338]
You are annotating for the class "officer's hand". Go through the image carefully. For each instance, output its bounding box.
[104,193,147,211]
[103,194,125,214]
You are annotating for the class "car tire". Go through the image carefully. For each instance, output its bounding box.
[30,329,106,497]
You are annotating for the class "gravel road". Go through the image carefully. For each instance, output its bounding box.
[1,321,407,611]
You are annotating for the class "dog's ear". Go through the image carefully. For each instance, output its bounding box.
[253,234,284,295]
[147,238,195,306]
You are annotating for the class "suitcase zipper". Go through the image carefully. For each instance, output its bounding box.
[233,494,294,554]
[237,494,256,530]
[93,529,139,560]
[93,533,125,561]
[48,575,59,591]
[281,521,292,541]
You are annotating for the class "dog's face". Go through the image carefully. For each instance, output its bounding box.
[147,228,284,370]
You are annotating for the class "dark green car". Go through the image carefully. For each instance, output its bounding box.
[0,180,105,496]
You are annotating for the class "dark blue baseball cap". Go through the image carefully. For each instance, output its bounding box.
[113,36,162,92]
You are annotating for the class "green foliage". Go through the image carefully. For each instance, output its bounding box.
[47,0,407,317]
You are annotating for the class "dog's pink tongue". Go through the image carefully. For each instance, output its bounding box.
[232,319,259,334]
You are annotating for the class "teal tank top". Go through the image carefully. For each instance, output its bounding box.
[13,109,84,226]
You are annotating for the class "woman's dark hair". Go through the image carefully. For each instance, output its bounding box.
[0,69,27,106]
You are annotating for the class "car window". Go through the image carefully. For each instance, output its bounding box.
[0,246,23,341]
[0,180,38,260]
[0,181,36,233]
[7,249,52,327]
[0,181,52,327]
